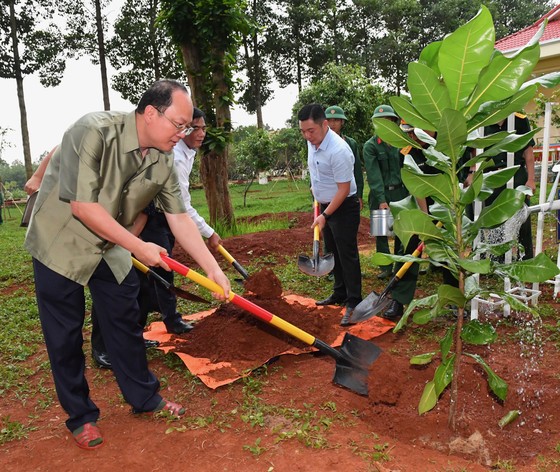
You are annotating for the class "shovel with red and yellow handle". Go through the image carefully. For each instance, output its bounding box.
[161,254,381,396]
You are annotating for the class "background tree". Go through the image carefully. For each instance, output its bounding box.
[159,0,251,228]
[488,0,554,39]
[0,0,66,178]
[232,128,276,207]
[236,0,274,129]
[107,0,188,105]
[266,0,328,92]
[293,62,390,146]
[59,0,112,110]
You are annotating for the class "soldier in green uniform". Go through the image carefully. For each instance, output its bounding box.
[363,105,404,280]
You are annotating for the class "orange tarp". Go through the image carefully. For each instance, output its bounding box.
[144,294,394,389]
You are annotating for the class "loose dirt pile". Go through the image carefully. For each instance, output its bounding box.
[164,268,342,363]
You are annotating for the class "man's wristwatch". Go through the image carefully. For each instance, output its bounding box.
[321,212,331,221]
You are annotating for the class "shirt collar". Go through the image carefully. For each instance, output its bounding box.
[123,111,140,154]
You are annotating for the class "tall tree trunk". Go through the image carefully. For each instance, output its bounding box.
[179,45,234,227]
[94,0,110,110]
[9,0,32,178]
[149,0,161,80]
[253,31,263,129]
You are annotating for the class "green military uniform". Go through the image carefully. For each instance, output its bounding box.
[484,113,535,259]
[344,134,364,200]
[363,134,407,259]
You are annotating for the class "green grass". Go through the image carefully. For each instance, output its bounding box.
[190,179,311,222]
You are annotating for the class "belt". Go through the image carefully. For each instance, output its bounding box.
[386,184,403,191]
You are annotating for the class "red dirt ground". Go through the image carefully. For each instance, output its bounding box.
[2,211,560,471]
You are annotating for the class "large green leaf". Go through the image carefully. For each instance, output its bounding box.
[466,85,538,131]
[466,353,508,401]
[393,209,445,249]
[459,171,483,205]
[373,117,421,149]
[418,380,438,415]
[499,292,537,315]
[435,109,467,162]
[464,274,481,299]
[408,62,451,126]
[390,95,436,131]
[401,167,453,205]
[498,253,560,283]
[438,284,465,307]
[439,6,495,110]
[410,352,437,365]
[521,71,560,90]
[434,355,455,396]
[472,188,526,231]
[465,44,540,117]
[458,257,492,274]
[466,131,511,149]
[388,195,420,219]
[476,129,540,159]
[412,308,436,325]
[461,319,497,345]
[394,294,438,332]
[482,167,520,189]
[419,40,442,75]
[440,326,455,360]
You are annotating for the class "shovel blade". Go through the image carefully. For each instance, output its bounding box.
[297,253,335,277]
[350,291,392,323]
[333,333,382,395]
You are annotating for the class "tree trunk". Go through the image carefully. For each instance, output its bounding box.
[179,44,234,227]
[149,0,161,80]
[9,0,32,178]
[94,0,110,110]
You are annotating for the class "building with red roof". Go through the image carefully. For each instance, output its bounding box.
[496,4,560,148]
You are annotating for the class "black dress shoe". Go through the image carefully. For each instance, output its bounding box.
[315,295,347,306]
[340,306,356,327]
[144,339,160,349]
[380,300,404,321]
[92,349,112,370]
[166,319,195,334]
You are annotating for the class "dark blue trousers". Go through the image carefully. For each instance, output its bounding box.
[321,196,362,308]
[91,212,181,352]
[33,258,162,432]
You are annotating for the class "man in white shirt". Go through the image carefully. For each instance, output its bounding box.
[298,104,362,327]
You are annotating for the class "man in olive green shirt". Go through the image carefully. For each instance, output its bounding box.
[24,79,230,450]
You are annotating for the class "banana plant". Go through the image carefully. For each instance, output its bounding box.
[370,6,560,430]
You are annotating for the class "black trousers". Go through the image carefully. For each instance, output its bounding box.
[321,196,362,308]
[33,258,162,432]
[91,212,181,352]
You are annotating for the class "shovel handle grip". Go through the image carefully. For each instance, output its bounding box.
[393,221,442,280]
[161,255,316,346]
[217,245,250,279]
[313,200,321,242]
[132,257,172,290]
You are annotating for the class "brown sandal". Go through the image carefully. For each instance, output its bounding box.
[72,422,103,450]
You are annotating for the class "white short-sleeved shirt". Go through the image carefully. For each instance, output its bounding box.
[307,128,357,203]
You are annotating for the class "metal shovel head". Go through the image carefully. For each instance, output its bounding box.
[333,333,382,396]
[350,290,392,323]
[297,253,335,277]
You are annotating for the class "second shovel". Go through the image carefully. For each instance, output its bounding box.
[298,200,334,277]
